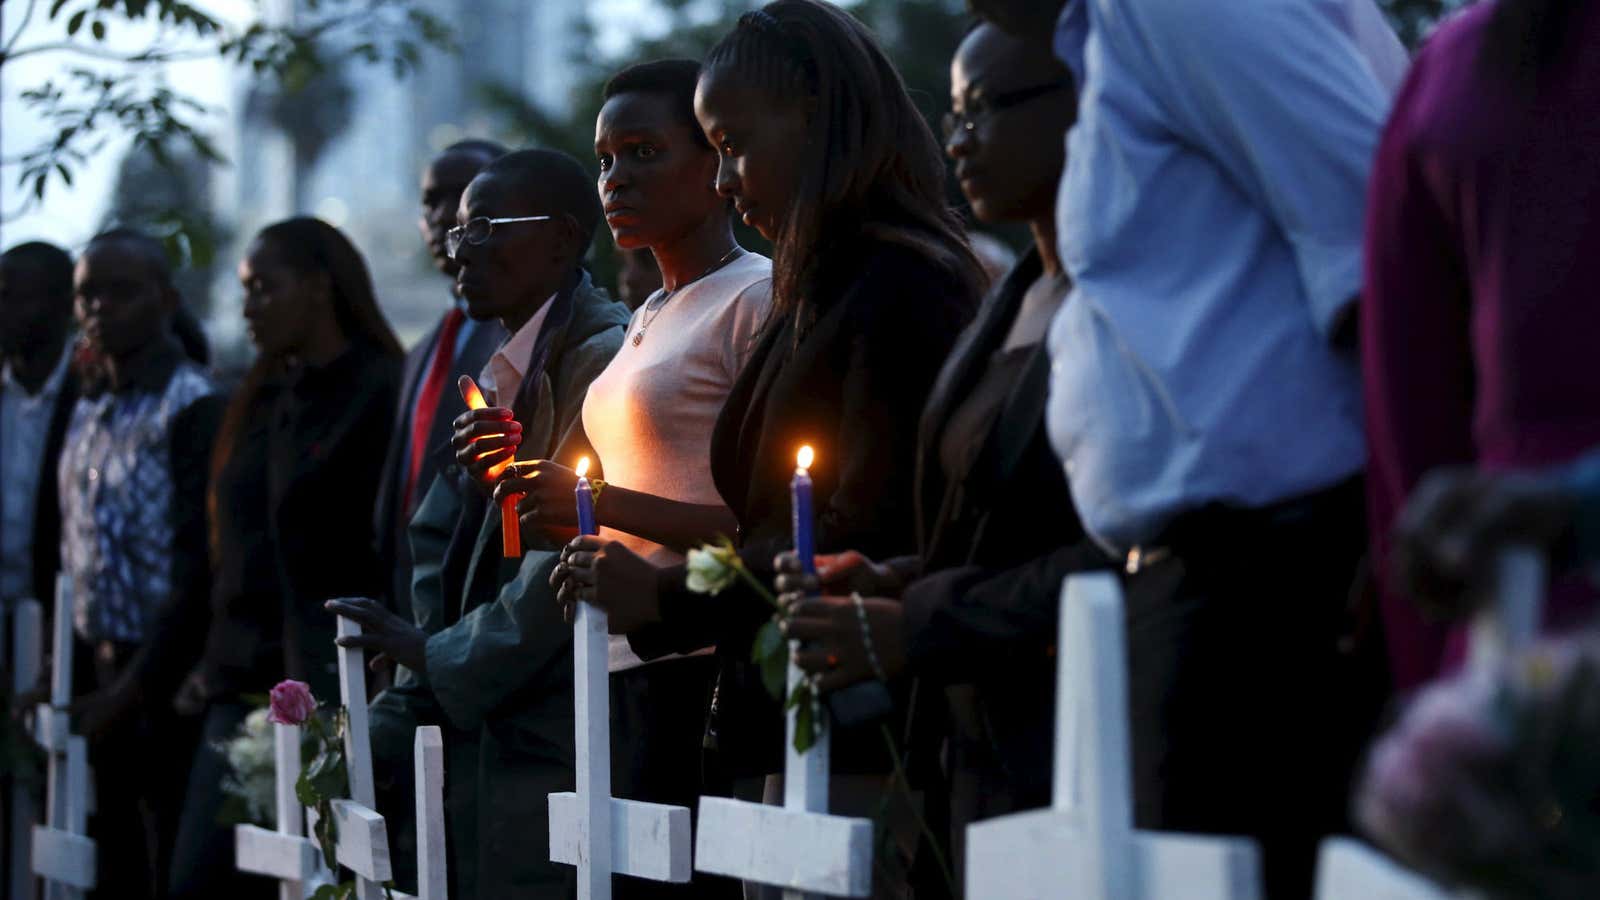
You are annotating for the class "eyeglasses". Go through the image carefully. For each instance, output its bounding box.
[941,80,1075,142]
[447,215,555,260]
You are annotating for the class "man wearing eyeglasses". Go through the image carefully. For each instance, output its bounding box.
[374,140,509,630]
[338,148,629,899]
[970,0,1410,897]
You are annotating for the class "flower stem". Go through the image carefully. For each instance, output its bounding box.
[879,724,956,897]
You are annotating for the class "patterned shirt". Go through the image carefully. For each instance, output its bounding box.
[59,357,218,642]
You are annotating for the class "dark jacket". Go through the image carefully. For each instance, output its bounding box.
[629,237,980,775]
[373,308,504,617]
[30,363,79,604]
[197,342,401,701]
[900,249,1112,808]
[369,270,629,900]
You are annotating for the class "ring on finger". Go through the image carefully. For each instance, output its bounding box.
[826,654,839,669]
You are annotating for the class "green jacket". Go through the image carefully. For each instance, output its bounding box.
[370,271,628,899]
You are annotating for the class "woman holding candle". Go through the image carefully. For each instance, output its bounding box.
[553,3,984,893]
[166,217,402,898]
[494,58,770,899]
[765,22,1118,881]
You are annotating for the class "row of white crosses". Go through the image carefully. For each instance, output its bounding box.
[4,595,44,900]
[29,575,97,899]
[967,572,1264,899]
[1311,549,1547,900]
[234,613,448,900]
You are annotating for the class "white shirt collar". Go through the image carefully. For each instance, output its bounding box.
[0,341,72,402]
[480,293,557,406]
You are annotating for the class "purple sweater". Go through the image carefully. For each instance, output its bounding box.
[1363,1,1600,689]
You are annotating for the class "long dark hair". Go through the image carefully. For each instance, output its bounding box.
[1479,0,1590,83]
[702,0,986,324]
[207,217,401,557]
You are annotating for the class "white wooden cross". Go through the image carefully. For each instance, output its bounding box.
[234,720,336,899]
[327,612,450,900]
[965,572,1263,899]
[331,613,396,900]
[548,595,692,897]
[6,597,43,900]
[694,655,874,897]
[1312,549,1547,900]
[30,575,96,899]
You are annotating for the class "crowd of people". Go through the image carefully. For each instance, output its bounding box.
[2,0,1597,897]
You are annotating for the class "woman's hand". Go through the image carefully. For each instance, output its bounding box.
[325,597,430,674]
[1394,467,1577,619]
[493,460,580,530]
[550,535,661,633]
[784,594,907,693]
[452,406,521,487]
[773,550,906,600]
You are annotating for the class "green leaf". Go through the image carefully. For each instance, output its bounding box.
[67,10,87,35]
[791,683,816,754]
[753,620,787,701]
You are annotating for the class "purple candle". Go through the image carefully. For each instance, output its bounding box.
[792,446,815,575]
[575,457,597,537]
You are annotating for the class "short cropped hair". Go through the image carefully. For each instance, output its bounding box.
[1,241,75,303]
[602,59,710,150]
[477,149,604,259]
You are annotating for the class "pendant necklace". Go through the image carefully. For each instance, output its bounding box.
[632,245,744,347]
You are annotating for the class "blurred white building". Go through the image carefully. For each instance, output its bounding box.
[213,0,588,352]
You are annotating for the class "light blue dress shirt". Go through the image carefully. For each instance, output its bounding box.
[1046,0,1408,552]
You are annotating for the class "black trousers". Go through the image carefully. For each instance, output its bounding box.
[168,701,274,900]
[76,639,197,900]
[1122,477,1386,900]
[610,654,739,900]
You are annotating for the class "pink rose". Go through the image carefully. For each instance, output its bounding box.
[267,680,317,726]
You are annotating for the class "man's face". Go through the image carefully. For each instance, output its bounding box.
[451,173,575,325]
[0,258,72,359]
[73,241,173,361]
[967,0,1068,38]
[420,151,490,278]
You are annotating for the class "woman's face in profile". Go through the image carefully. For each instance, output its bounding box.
[239,239,319,359]
[694,67,810,241]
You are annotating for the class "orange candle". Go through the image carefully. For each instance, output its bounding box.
[501,491,523,558]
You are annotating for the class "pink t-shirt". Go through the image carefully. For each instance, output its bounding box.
[581,250,772,671]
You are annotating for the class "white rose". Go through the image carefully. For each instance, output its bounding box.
[686,545,738,595]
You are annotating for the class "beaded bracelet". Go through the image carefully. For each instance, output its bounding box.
[851,592,889,683]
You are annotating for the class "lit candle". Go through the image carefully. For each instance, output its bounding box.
[575,457,597,537]
[500,469,524,559]
[792,446,815,575]
[458,374,515,481]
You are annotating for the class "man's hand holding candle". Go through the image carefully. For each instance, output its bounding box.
[549,535,662,632]
[325,597,430,674]
[452,375,522,488]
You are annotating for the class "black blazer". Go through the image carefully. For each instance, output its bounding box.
[198,343,400,700]
[901,249,1112,807]
[29,365,79,604]
[631,237,980,774]
[373,308,504,616]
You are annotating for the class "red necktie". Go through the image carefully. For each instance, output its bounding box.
[402,308,467,513]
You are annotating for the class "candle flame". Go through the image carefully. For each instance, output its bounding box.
[797,445,814,470]
[576,457,591,478]
[460,375,488,411]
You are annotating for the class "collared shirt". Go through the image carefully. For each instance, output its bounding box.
[0,346,71,604]
[59,355,218,642]
[479,294,555,406]
[1045,0,1407,551]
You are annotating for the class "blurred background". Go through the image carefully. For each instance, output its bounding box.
[0,0,1464,378]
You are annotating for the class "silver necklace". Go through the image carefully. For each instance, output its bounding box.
[632,245,743,346]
